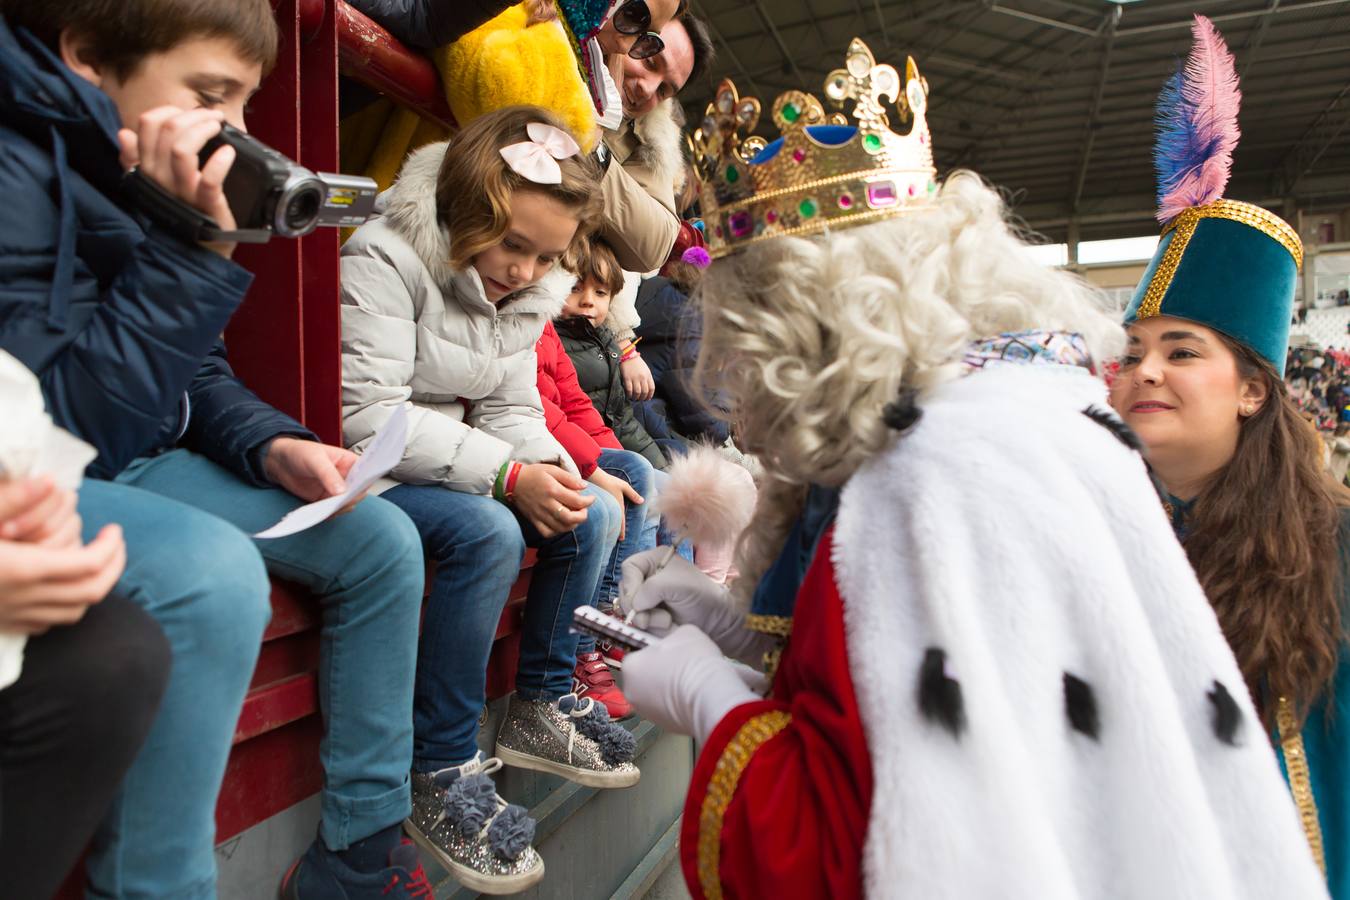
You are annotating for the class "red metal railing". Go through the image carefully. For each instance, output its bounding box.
[328,0,456,128]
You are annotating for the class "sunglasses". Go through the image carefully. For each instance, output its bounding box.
[611,0,665,60]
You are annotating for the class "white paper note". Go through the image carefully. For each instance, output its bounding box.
[254,405,408,539]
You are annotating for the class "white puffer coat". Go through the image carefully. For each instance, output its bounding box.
[340,140,575,495]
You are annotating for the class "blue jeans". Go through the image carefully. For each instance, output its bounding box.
[382,484,619,771]
[577,450,662,655]
[81,450,423,898]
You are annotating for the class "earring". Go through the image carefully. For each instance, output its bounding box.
[1243,404,1255,416]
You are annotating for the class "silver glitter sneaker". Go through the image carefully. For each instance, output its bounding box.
[403,753,545,895]
[494,693,641,789]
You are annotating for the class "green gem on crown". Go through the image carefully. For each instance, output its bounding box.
[725,166,739,183]
[863,133,882,152]
[781,102,800,123]
[799,198,818,219]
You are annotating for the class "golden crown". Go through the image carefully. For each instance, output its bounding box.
[692,38,937,259]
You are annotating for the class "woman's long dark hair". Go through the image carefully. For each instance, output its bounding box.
[1184,339,1350,726]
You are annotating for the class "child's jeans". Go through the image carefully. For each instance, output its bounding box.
[383,483,619,770]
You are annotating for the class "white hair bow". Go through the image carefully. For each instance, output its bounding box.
[498,122,582,185]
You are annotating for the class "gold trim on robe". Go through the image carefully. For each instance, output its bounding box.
[1277,696,1327,875]
[697,710,793,900]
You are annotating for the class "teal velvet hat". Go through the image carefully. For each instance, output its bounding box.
[1124,200,1302,375]
[1124,16,1304,376]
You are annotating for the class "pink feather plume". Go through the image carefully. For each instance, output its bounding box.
[1155,15,1242,223]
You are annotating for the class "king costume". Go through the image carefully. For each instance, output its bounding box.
[620,38,1328,900]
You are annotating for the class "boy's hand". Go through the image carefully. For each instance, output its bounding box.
[512,464,594,538]
[0,477,82,549]
[262,438,366,513]
[621,355,655,401]
[118,106,238,258]
[587,468,643,540]
[0,525,126,634]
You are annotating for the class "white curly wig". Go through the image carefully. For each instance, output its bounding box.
[695,170,1125,602]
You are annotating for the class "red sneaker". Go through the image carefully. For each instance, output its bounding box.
[598,638,626,670]
[572,651,634,720]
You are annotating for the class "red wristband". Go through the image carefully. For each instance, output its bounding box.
[504,461,523,499]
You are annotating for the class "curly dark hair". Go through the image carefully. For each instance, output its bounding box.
[1183,336,1350,727]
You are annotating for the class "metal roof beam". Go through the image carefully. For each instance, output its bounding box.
[988,3,1102,38]
[1070,7,1121,212]
[751,0,806,85]
[1114,0,1350,38]
[689,0,765,98]
[1240,0,1283,80]
[1270,78,1350,193]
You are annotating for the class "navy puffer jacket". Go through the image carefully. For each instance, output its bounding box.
[0,16,314,482]
[632,276,731,446]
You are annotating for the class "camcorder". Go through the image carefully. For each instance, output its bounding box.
[125,124,378,243]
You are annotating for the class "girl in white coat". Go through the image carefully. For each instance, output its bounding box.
[340,106,636,894]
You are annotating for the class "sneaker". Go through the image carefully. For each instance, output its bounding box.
[573,650,634,719]
[598,638,626,670]
[404,753,544,895]
[494,693,640,788]
[280,836,433,898]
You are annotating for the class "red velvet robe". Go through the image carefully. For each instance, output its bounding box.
[679,530,873,899]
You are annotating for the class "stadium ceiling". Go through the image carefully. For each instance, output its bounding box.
[682,0,1350,241]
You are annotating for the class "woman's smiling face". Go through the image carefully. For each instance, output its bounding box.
[1108,316,1254,463]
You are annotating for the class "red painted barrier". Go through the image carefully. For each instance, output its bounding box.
[333,1,457,129]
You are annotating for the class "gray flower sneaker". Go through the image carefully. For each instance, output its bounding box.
[494,693,641,788]
[403,752,545,895]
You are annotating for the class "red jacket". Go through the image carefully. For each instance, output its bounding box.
[680,530,872,900]
[536,321,622,478]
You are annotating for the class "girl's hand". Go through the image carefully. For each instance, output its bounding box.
[588,468,643,540]
[512,464,595,537]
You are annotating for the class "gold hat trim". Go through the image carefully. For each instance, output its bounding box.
[1140,199,1303,320]
[1160,199,1304,270]
[1137,213,1200,320]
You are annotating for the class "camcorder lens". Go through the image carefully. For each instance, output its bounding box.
[283,187,322,235]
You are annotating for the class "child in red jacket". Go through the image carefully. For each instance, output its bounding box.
[536,320,660,719]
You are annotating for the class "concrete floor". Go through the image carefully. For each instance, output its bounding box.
[641,856,692,900]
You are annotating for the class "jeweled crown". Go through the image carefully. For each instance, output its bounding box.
[692,38,937,258]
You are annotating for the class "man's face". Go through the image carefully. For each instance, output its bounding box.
[595,0,680,61]
[65,34,262,133]
[621,18,695,118]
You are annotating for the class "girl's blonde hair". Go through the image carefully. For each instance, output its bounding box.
[437,106,604,271]
[695,170,1125,601]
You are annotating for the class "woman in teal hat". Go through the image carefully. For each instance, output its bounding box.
[1110,15,1350,895]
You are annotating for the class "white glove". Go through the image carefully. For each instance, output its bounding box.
[621,625,762,745]
[618,547,777,667]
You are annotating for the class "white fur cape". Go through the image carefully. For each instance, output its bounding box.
[832,364,1326,899]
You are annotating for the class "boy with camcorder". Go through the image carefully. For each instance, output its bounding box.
[0,1,429,896]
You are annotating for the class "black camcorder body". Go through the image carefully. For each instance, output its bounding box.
[125,124,378,244]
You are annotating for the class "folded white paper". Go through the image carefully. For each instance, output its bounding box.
[254,405,408,540]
